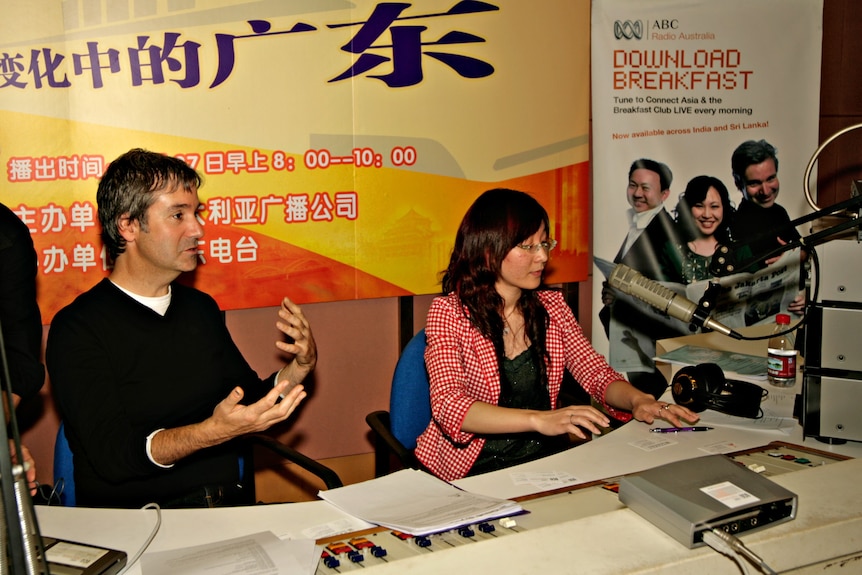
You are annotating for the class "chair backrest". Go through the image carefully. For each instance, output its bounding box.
[53,422,76,506]
[389,328,431,450]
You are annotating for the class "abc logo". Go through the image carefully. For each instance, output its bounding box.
[614,20,643,40]
[614,19,680,40]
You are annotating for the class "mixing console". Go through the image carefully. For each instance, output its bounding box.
[313,442,848,573]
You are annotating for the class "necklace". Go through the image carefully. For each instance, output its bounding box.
[502,310,529,358]
[502,309,521,336]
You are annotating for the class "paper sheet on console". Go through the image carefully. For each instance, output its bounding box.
[141,531,316,575]
[318,468,522,536]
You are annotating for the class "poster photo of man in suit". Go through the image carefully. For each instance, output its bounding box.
[598,158,687,399]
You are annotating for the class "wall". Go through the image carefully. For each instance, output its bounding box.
[18,0,862,503]
[817,0,862,207]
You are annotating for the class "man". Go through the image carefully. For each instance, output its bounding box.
[0,202,46,408]
[729,140,805,314]
[613,159,683,282]
[47,149,314,508]
[600,159,685,399]
[728,139,801,264]
[0,202,44,493]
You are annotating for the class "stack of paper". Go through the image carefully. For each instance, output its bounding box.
[318,468,522,536]
[655,345,767,381]
[141,531,317,575]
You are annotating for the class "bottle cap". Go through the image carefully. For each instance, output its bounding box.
[776,313,791,324]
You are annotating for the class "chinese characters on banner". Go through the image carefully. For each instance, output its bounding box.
[2,1,592,322]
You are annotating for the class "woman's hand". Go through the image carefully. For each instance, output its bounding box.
[629,395,700,426]
[531,406,612,440]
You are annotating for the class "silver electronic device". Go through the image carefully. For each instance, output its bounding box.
[618,454,797,548]
[802,237,862,443]
[40,537,127,575]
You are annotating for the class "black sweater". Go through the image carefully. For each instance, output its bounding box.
[47,279,276,508]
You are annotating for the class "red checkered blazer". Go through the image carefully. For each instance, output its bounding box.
[415,290,631,481]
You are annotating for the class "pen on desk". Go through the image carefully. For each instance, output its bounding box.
[649,426,714,433]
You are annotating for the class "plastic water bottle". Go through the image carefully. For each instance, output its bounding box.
[767,313,797,387]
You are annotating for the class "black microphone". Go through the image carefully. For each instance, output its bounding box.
[608,263,742,340]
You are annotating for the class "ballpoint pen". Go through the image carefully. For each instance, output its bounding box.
[649,426,714,433]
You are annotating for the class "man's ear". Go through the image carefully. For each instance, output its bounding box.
[117,213,138,241]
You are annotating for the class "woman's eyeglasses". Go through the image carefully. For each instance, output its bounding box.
[516,239,557,254]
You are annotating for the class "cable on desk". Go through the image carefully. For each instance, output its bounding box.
[117,502,161,575]
[702,530,750,575]
[702,528,778,575]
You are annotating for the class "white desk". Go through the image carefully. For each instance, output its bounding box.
[341,457,862,575]
[453,410,862,500]
[35,330,862,574]
[35,418,862,575]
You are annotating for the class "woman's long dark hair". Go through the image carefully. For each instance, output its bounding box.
[442,188,552,383]
[673,175,735,244]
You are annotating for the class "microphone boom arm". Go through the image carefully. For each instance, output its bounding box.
[709,193,862,277]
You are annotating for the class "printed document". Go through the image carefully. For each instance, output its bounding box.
[318,468,522,536]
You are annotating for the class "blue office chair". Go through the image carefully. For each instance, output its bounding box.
[52,423,343,507]
[52,422,76,506]
[365,329,431,476]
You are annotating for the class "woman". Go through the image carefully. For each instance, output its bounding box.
[414,189,699,481]
[672,175,735,283]
[674,175,806,315]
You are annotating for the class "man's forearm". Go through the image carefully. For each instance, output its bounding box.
[148,419,225,466]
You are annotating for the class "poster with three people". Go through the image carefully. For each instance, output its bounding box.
[590,0,821,392]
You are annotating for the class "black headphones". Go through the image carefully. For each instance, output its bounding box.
[671,363,767,419]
